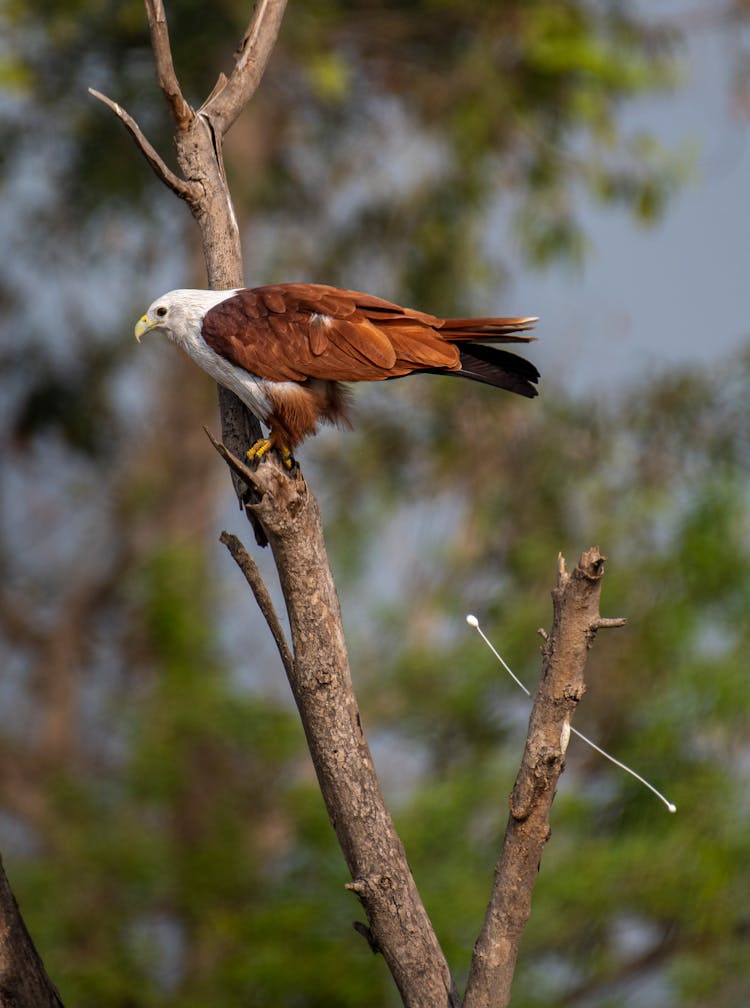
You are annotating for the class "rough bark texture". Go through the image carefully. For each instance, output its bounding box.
[0,857,63,1008]
[464,548,611,1008]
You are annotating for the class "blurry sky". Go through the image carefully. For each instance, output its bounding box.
[508,13,750,395]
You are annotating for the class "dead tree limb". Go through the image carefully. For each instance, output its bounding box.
[143,0,194,128]
[201,0,289,134]
[464,547,615,1008]
[87,88,199,199]
[218,530,294,678]
[0,856,64,1008]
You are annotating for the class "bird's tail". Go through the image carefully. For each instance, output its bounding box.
[440,316,537,343]
[454,343,540,398]
[435,316,539,397]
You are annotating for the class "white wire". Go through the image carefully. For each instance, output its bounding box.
[465,614,676,813]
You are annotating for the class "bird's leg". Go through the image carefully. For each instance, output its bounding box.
[246,435,296,471]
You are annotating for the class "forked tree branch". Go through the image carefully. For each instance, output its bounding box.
[87,88,200,201]
[464,547,615,1008]
[212,440,460,1008]
[90,1,289,504]
[144,0,194,128]
[202,0,289,136]
[91,8,457,1001]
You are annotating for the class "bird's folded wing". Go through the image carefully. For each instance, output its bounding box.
[201,284,462,383]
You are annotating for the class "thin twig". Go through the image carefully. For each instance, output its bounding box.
[219,531,294,678]
[202,72,229,107]
[202,0,288,136]
[87,88,200,201]
[203,427,263,492]
[143,0,194,129]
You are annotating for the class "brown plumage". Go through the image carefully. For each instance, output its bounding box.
[135,283,539,453]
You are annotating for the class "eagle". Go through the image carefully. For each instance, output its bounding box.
[134,284,538,463]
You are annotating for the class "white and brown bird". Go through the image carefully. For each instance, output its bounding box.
[134,284,538,462]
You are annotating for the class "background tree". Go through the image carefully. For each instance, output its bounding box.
[1,1,749,1005]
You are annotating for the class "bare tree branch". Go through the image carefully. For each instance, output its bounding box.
[143,0,194,129]
[220,454,460,1008]
[464,547,618,1008]
[202,0,289,136]
[0,856,64,1008]
[594,616,628,629]
[219,530,293,678]
[205,426,268,545]
[204,426,263,492]
[87,88,200,201]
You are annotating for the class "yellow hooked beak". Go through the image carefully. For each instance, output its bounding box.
[134,315,154,343]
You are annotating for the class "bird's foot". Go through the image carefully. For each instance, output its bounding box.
[246,438,296,471]
[246,438,273,463]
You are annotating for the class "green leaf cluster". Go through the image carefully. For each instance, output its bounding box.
[0,0,686,299]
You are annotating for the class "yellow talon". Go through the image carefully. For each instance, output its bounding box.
[246,438,273,463]
[279,447,295,470]
[246,439,296,470]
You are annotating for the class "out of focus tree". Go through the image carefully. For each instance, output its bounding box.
[1,1,749,1005]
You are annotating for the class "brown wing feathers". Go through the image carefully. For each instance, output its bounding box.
[202,283,537,389]
[199,283,538,448]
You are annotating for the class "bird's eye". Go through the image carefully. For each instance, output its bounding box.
[156,306,168,318]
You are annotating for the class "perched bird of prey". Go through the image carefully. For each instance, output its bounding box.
[135,284,538,462]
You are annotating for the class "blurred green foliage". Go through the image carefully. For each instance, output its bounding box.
[313,357,750,1004]
[11,355,750,1007]
[1,1,749,1006]
[1,0,684,297]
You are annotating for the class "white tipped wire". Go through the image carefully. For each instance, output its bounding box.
[466,615,531,697]
[465,614,676,814]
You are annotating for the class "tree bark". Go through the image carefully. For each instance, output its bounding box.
[0,856,63,1008]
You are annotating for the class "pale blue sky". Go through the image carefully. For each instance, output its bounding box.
[510,13,750,394]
